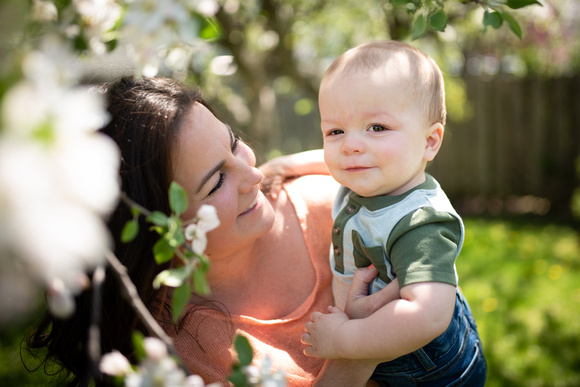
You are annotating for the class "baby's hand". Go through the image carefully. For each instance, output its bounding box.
[258,156,293,200]
[301,306,349,359]
[259,150,327,199]
[345,266,400,319]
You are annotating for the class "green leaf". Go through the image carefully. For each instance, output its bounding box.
[171,281,191,321]
[153,238,175,264]
[153,266,191,288]
[429,10,448,32]
[502,11,523,39]
[228,365,248,387]
[483,10,503,29]
[121,219,139,243]
[132,331,146,361]
[168,228,186,248]
[147,211,168,227]
[411,13,428,40]
[234,335,253,367]
[199,16,223,41]
[193,265,210,295]
[505,0,541,9]
[169,182,188,216]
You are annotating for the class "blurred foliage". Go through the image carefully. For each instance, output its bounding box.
[4,216,579,385]
[458,217,580,386]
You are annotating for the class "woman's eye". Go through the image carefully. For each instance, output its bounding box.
[370,124,387,132]
[207,173,225,197]
[232,135,239,152]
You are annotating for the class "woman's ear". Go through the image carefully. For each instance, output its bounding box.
[424,123,444,162]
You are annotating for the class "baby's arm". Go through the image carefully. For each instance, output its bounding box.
[303,282,456,360]
[259,149,328,198]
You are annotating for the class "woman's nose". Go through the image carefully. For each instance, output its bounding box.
[237,142,262,192]
[239,165,263,193]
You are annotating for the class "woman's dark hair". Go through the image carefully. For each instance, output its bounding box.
[24,77,204,385]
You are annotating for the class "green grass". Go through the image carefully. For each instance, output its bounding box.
[1,217,579,386]
[458,217,580,387]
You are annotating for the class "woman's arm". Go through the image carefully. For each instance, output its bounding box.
[313,358,381,387]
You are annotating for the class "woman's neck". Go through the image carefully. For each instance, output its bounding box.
[197,190,315,319]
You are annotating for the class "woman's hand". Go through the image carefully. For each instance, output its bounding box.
[345,266,400,319]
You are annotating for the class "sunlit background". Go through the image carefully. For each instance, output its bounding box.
[1,0,579,385]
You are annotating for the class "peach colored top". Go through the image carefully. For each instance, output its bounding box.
[163,175,337,386]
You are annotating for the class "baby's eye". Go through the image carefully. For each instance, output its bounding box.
[369,124,388,132]
[326,129,344,137]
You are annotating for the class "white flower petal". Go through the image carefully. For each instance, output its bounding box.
[99,350,132,376]
[191,232,208,255]
[196,204,220,232]
[184,374,206,387]
[143,337,168,361]
[47,279,76,318]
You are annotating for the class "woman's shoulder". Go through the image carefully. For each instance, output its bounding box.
[283,174,339,206]
[282,174,338,233]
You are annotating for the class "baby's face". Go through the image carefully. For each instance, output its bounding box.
[319,69,434,197]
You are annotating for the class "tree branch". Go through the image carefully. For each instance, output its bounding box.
[104,250,188,373]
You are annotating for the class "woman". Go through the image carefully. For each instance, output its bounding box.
[26,76,398,386]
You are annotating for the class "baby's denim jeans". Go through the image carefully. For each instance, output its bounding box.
[371,289,487,386]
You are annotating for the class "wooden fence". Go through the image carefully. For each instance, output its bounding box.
[428,75,580,217]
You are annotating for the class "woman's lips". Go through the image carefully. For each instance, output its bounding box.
[239,192,260,216]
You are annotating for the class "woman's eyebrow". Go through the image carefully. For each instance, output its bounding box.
[197,160,225,194]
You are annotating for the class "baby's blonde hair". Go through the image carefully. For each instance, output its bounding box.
[321,41,446,127]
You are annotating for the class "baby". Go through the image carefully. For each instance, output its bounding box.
[301,41,487,386]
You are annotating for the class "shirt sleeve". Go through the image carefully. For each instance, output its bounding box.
[387,206,462,288]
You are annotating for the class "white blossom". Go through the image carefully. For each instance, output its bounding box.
[195,0,219,17]
[184,375,206,387]
[103,337,198,387]
[243,355,287,387]
[46,278,76,319]
[74,0,122,33]
[143,337,168,362]
[121,0,212,77]
[0,37,120,318]
[31,0,58,22]
[22,35,82,88]
[184,205,219,255]
[190,232,209,256]
[99,350,133,377]
[196,205,220,233]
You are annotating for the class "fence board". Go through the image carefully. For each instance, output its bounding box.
[427,75,579,216]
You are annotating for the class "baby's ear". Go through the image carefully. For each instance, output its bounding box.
[424,123,444,161]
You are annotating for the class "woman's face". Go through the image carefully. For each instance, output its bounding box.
[172,103,275,257]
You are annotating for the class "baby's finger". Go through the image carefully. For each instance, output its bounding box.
[301,332,311,345]
[303,345,317,358]
[328,306,343,314]
[310,311,322,321]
